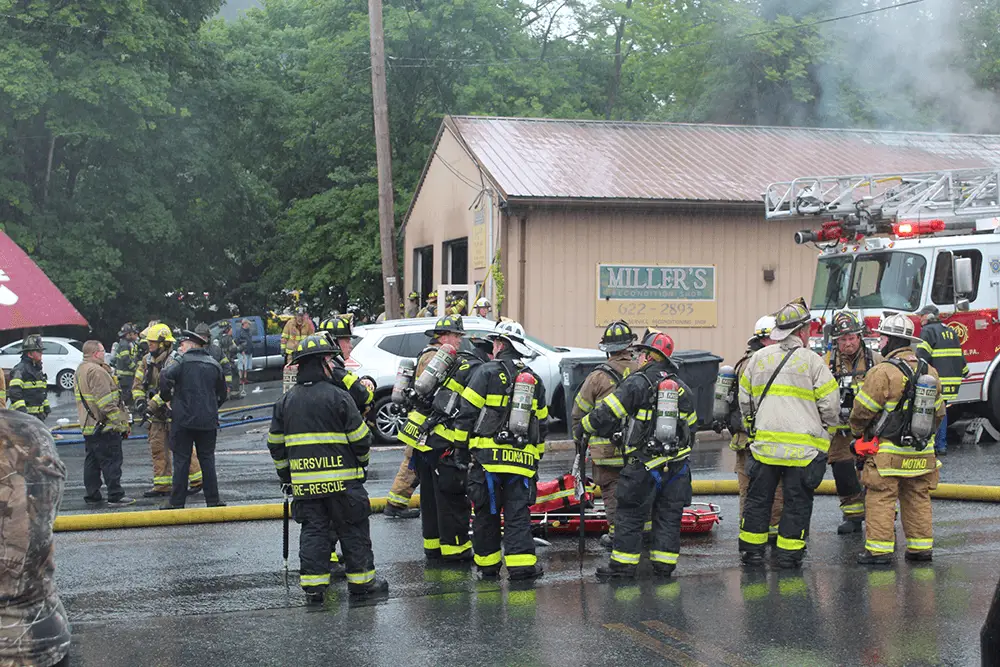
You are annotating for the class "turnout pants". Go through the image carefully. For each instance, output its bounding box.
[467,463,537,575]
[740,455,826,562]
[610,459,692,571]
[415,450,473,560]
[169,426,219,507]
[828,433,865,521]
[735,448,783,535]
[387,445,419,508]
[861,460,937,556]
[83,431,125,502]
[149,420,202,492]
[295,484,376,594]
[592,464,621,532]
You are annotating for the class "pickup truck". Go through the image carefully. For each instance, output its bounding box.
[209,317,284,371]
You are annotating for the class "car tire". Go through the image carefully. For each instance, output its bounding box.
[373,395,407,444]
[56,369,75,392]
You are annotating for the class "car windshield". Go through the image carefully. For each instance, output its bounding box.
[849,251,926,310]
[811,256,852,310]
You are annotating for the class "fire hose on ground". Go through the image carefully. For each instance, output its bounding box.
[52,480,1000,532]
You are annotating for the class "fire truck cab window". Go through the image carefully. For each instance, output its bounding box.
[811,256,852,309]
[849,252,926,310]
[931,249,982,305]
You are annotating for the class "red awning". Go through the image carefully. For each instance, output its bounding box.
[0,231,88,330]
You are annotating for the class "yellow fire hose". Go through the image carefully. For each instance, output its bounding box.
[52,481,1000,533]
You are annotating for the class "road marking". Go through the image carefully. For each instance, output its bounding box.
[643,620,756,667]
[604,623,708,667]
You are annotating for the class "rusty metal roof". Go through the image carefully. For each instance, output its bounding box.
[446,116,1000,203]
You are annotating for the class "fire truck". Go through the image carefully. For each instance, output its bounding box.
[764,167,1000,435]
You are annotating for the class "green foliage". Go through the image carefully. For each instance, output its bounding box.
[3,0,999,339]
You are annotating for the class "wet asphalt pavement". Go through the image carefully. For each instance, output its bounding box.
[43,382,1000,666]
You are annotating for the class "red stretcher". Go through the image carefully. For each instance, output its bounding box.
[528,473,721,538]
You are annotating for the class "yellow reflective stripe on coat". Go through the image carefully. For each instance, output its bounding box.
[462,386,486,409]
[346,422,371,443]
[593,456,624,467]
[10,400,26,410]
[749,383,816,402]
[285,432,349,446]
[574,394,593,413]
[856,391,882,412]
[603,394,627,419]
[484,394,509,407]
[814,378,838,400]
[931,348,964,357]
[268,432,286,445]
[290,468,365,483]
[274,458,289,470]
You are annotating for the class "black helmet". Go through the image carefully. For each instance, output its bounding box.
[831,311,864,338]
[21,334,43,353]
[424,315,465,338]
[179,324,210,346]
[119,322,139,337]
[599,320,636,353]
[291,335,337,365]
[319,317,353,339]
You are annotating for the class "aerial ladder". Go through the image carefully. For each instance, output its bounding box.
[763,167,1000,242]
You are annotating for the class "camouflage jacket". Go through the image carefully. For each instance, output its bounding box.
[0,411,70,667]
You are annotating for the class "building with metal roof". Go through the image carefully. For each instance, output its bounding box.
[403,115,1000,363]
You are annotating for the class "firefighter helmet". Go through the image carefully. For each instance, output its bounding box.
[319,317,353,339]
[752,315,777,340]
[408,291,420,301]
[599,320,637,353]
[831,311,864,338]
[634,330,674,359]
[474,297,491,309]
[770,299,811,341]
[489,320,527,345]
[428,290,438,300]
[143,323,175,344]
[425,315,465,338]
[291,335,337,365]
[874,313,921,342]
[119,322,139,337]
[179,326,210,346]
[21,334,44,353]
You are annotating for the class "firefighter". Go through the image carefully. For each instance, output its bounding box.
[738,299,840,569]
[915,305,968,456]
[399,315,481,562]
[114,323,140,397]
[852,313,944,565]
[0,357,6,405]
[447,294,467,316]
[406,291,421,318]
[280,307,315,362]
[473,298,492,319]
[267,335,387,601]
[218,321,240,395]
[197,323,234,397]
[455,321,548,580]
[417,291,438,318]
[577,330,697,579]
[825,311,882,534]
[132,324,203,497]
[385,449,421,519]
[319,316,376,577]
[571,320,639,550]
[720,316,783,540]
[9,335,49,420]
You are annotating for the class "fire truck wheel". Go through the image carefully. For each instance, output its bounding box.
[988,372,1000,434]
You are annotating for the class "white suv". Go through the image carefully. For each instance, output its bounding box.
[346,317,604,443]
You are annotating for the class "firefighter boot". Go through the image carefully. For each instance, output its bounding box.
[599,533,614,550]
[384,503,420,519]
[857,551,893,566]
[652,563,676,579]
[905,550,933,563]
[508,564,544,581]
[837,518,864,534]
[596,561,637,580]
[305,590,325,604]
[349,578,389,598]
[741,550,765,567]
[478,565,501,580]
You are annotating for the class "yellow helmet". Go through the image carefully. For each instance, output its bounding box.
[143,323,175,344]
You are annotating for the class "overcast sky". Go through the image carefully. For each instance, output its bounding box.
[219,0,261,21]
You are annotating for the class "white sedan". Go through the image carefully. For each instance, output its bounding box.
[0,337,83,391]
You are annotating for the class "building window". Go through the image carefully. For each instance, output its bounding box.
[443,237,468,284]
[414,245,433,298]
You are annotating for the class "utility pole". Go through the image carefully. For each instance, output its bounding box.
[368,0,401,320]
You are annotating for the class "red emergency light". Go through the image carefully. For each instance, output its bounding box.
[892,219,945,238]
[794,220,845,245]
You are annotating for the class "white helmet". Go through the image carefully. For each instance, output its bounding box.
[489,320,526,345]
[874,313,921,342]
[752,315,777,340]
[474,297,491,309]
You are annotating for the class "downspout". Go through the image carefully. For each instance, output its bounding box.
[518,214,527,323]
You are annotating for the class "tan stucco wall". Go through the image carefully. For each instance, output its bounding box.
[403,127,496,298]
[506,206,819,364]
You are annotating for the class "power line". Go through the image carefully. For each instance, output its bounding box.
[384,0,927,69]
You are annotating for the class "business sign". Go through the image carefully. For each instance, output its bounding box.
[471,206,488,269]
[595,264,717,328]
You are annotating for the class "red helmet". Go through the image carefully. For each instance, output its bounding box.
[634,330,674,358]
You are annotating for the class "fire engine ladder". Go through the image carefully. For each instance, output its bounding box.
[764,167,1000,227]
